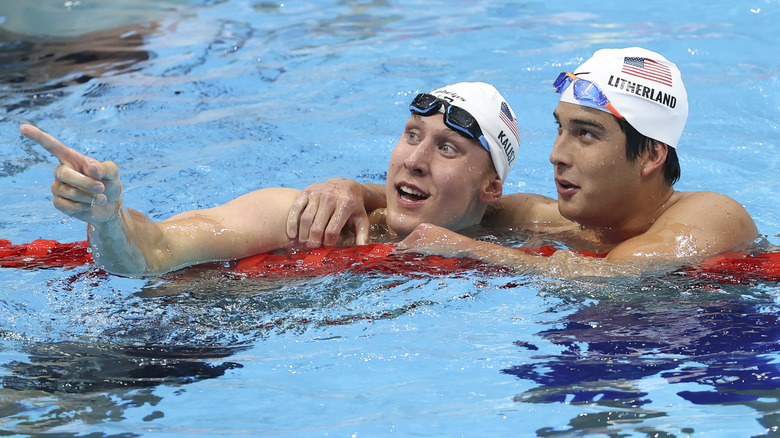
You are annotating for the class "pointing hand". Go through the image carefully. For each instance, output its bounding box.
[20,124,123,224]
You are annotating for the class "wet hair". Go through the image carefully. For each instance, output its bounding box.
[618,118,681,186]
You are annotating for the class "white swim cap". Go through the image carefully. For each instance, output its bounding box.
[558,47,689,148]
[424,82,520,181]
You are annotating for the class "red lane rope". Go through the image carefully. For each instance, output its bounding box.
[0,239,92,268]
[1,239,779,283]
[235,243,498,278]
[686,251,780,284]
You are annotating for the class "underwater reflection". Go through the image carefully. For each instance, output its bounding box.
[0,23,155,112]
[1,341,244,393]
[0,340,243,434]
[504,295,780,435]
[0,23,157,178]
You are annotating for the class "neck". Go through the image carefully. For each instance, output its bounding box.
[369,209,398,241]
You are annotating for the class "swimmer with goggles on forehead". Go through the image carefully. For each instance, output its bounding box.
[553,71,624,120]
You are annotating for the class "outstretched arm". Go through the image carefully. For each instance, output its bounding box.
[21,125,299,276]
[286,178,386,247]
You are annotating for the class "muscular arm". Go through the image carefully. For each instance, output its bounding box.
[21,124,299,277]
[90,188,300,276]
[398,224,653,277]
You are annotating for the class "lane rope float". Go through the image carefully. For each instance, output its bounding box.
[1,239,778,284]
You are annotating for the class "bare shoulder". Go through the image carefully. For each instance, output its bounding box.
[665,190,757,241]
[608,191,758,261]
[665,191,754,224]
[483,192,572,230]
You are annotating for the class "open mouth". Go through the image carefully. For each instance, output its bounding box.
[397,184,429,202]
[556,178,580,190]
[555,178,580,197]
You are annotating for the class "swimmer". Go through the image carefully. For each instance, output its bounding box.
[288,47,758,276]
[21,81,521,276]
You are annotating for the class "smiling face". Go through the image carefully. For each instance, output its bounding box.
[384,114,501,237]
[550,102,645,229]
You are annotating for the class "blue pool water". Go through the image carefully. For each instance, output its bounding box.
[1,0,779,436]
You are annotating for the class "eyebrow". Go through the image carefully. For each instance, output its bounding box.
[553,110,608,132]
[407,115,477,145]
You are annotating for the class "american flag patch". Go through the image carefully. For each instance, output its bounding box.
[622,57,673,86]
[499,102,519,140]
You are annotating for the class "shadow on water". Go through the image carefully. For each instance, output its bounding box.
[0,0,164,113]
[0,25,155,178]
[0,264,448,435]
[0,24,153,104]
[503,276,780,436]
[0,340,244,436]
[1,342,244,394]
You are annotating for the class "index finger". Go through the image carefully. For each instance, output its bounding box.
[20,124,100,178]
[20,124,81,165]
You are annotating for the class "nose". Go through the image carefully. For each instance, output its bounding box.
[404,139,433,175]
[549,132,572,169]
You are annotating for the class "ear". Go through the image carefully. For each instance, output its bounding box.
[640,141,668,177]
[479,175,503,204]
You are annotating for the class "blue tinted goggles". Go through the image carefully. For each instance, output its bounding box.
[553,72,624,120]
[409,93,490,151]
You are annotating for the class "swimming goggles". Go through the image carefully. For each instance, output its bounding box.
[553,72,624,120]
[409,93,490,151]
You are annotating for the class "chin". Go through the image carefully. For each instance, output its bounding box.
[560,210,602,229]
[558,204,593,227]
